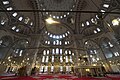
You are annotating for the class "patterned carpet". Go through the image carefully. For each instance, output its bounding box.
[0,74,120,80]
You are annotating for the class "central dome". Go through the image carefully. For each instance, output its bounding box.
[46,23,67,34]
[41,0,75,10]
[39,0,76,19]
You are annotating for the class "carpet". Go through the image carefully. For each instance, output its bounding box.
[0,75,120,80]
[0,76,36,80]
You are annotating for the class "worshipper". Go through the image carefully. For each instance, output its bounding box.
[18,66,27,76]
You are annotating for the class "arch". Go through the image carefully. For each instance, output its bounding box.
[1,39,30,59]
[0,35,13,59]
[99,37,120,58]
[0,8,10,27]
[84,39,104,62]
[0,35,13,47]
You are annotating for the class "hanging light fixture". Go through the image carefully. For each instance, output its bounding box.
[45,17,60,24]
[112,18,120,26]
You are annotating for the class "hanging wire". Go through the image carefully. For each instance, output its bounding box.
[0,10,120,14]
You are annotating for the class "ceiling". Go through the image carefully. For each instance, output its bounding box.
[0,0,119,38]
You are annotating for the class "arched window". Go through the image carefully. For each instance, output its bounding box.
[12,40,29,57]
[100,38,120,58]
[84,40,103,62]
[43,50,46,55]
[56,48,59,54]
[0,36,12,59]
[0,36,12,47]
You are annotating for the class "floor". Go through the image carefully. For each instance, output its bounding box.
[0,74,120,80]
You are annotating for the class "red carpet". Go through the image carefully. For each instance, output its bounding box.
[0,76,36,80]
[0,75,120,80]
[105,74,120,80]
[73,77,108,80]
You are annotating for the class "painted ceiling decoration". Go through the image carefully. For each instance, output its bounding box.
[0,0,120,76]
[39,0,76,19]
[0,0,113,37]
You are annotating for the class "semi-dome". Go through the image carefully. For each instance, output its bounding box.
[0,0,120,79]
